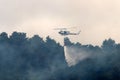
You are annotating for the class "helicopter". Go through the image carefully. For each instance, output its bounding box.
[54,28,80,36]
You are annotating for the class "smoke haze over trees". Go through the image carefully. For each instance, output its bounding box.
[0,32,120,80]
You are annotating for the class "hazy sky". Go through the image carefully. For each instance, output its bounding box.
[0,0,120,45]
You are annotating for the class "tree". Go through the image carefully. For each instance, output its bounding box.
[102,38,116,53]
[9,32,27,45]
[0,32,9,43]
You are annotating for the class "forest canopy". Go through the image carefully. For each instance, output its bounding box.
[0,32,120,80]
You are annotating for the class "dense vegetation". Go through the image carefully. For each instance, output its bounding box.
[0,32,67,80]
[0,31,120,80]
[58,38,120,80]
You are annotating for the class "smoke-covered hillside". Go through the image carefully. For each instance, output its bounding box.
[0,32,67,80]
[62,37,120,80]
[0,32,120,80]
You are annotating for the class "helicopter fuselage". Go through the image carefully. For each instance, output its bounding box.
[58,30,80,36]
[59,31,70,35]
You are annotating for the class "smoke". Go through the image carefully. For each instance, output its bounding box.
[0,32,120,80]
[64,45,91,66]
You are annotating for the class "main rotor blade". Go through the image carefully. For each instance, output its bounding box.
[53,28,67,30]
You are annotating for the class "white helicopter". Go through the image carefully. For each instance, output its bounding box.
[54,27,80,36]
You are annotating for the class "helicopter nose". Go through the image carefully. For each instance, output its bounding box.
[59,31,61,34]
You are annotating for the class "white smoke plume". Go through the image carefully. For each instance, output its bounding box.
[64,45,90,66]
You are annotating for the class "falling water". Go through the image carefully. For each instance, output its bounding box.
[64,46,90,66]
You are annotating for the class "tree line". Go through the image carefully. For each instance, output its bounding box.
[0,32,120,80]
